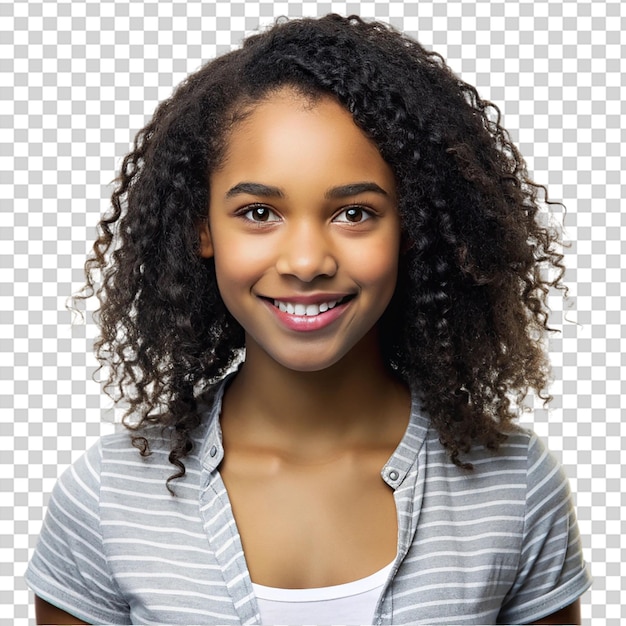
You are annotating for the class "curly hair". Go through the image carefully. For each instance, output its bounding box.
[78,14,565,490]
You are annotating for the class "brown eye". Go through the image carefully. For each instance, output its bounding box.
[346,208,363,222]
[334,206,372,224]
[243,205,279,222]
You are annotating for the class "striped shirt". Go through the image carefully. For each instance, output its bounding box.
[25,377,591,624]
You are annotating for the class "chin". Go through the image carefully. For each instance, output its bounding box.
[274,357,342,374]
[268,345,358,374]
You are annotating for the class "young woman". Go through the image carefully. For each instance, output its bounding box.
[27,15,591,625]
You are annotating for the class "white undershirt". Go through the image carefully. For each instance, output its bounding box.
[252,562,394,626]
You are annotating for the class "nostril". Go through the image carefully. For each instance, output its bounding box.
[275,250,339,281]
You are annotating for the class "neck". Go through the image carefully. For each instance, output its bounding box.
[221,332,410,459]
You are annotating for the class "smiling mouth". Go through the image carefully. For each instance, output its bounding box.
[270,295,354,317]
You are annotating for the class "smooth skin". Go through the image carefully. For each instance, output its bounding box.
[201,91,402,375]
[35,88,581,624]
[200,88,409,588]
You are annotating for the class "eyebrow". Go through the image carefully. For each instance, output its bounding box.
[325,182,389,199]
[224,181,389,199]
[225,182,285,199]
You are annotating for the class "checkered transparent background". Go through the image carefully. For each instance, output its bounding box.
[2,0,624,623]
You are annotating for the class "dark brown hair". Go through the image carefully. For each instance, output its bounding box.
[78,15,565,489]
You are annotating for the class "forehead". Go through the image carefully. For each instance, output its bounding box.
[212,88,396,194]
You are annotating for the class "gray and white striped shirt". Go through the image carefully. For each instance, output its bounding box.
[26,378,591,624]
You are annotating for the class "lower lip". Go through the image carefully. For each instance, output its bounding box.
[264,299,352,332]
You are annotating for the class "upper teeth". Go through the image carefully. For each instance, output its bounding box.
[274,299,340,316]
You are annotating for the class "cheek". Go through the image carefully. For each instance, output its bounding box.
[211,237,271,303]
[350,235,400,293]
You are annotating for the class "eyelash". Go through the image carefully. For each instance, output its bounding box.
[334,206,373,224]
[238,204,279,223]
[236,204,375,224]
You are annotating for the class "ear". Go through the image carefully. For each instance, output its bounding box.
[198,218,214,258]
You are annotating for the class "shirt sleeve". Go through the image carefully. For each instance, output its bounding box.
[25,439,131,625]
[497,432,592,624]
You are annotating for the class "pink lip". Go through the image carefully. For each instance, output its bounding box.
[261,297,353,332]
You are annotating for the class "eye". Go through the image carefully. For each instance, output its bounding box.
[333,206,372,224]
[241,204,280,223]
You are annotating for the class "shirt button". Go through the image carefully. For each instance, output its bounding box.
[209,445,218,457]
[388,470,399,481]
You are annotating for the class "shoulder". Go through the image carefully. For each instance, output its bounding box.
[54,420,212,508]
[420,423,554,477]
[41,374,228,519]
[416,424,572,516]
[459,425,563,480]
[494,426,571,503]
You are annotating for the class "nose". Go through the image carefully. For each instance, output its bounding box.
[275,222,338,282]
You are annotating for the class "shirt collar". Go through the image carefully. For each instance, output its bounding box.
[198,373,233,472]
[381,389,430,488]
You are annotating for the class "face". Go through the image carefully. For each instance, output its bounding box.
[200,88,401,372]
